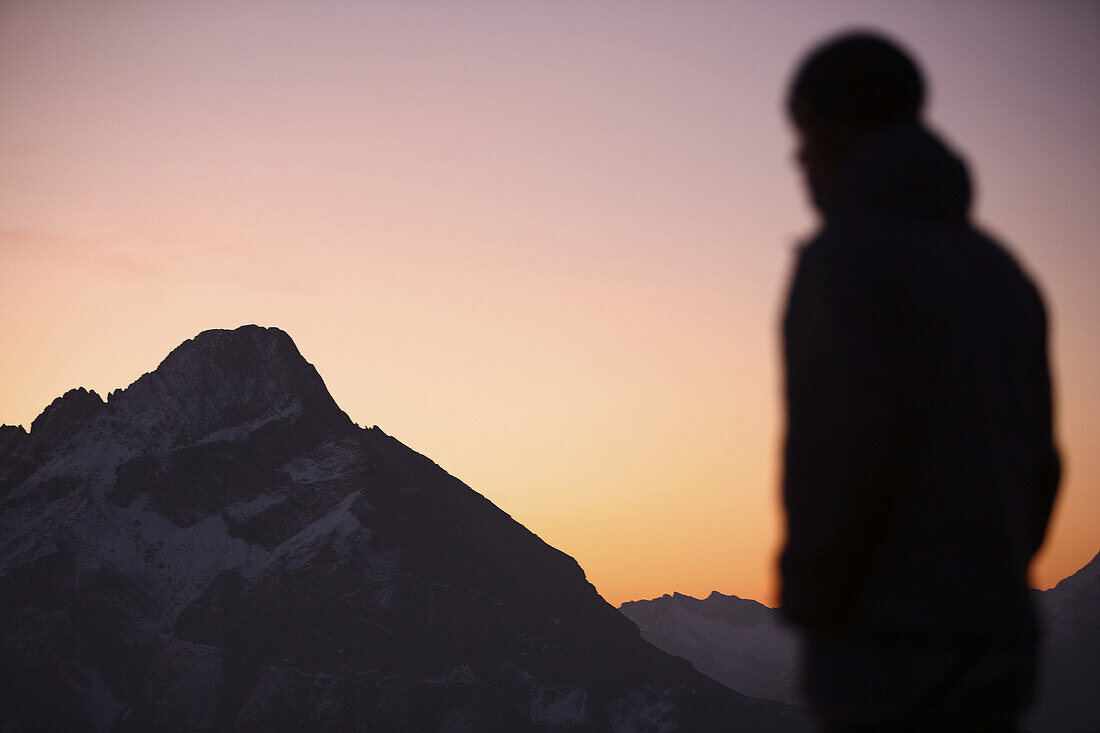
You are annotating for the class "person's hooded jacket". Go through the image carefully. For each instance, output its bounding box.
[780,121,1060,640]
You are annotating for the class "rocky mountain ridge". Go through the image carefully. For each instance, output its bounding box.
[0,325,804,732]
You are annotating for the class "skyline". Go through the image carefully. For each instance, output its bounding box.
[2,1,1098,606]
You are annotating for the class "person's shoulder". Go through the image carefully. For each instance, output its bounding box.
[787,222,899,325]
[811,214,912,269]
[799,217,899,286]
[968,226,1048,310]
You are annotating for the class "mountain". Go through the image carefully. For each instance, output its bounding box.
[621,553,1100,732]
[0,325,804,732]
[619,593,799,707]
[1026,550,1100,732]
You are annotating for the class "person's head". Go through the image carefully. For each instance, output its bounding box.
[787,31,925,211]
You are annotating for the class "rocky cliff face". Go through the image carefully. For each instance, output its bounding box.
[0,325,803,732]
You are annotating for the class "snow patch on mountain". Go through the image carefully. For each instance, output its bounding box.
[261,490,367,576]
[280,439,361,484]
[529,687,588,725]
[186,403,301,450]
[608,689,678,733]
[65,492,267,625]
[224,494,286,524]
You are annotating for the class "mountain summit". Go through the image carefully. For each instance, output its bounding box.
[0,326,803,732]
[21,326,351,462]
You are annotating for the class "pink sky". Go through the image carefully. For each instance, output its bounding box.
[2,0,1097,606]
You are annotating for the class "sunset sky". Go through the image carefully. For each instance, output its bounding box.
[2,1,1097,607]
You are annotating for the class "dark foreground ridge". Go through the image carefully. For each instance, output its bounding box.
[0,325,805,732]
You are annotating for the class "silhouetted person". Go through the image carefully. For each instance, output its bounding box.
[779,32,1060,731]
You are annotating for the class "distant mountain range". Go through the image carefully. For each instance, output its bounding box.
[619,554,1100,732]
[1028,550,1100,731]
[0,325,804,732]
[619,592,801,707]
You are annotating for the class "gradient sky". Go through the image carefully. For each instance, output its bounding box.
[2,0,1097,607]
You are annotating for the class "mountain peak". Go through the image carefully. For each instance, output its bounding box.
[122,325,351,443]
[30,387,106,441]
[150,326,314,401]
[156,325,302,376]
[65,325,353,449]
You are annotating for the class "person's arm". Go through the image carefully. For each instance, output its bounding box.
[779,235,901,634]
[1029,290,1060,557]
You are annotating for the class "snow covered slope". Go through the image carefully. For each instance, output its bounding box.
[620,592,800,706]
[621,554,1100,731]
[0,325,805,732]
[1026,550,1100,732]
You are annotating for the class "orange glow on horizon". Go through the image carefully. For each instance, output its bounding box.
[2,2,1097,608]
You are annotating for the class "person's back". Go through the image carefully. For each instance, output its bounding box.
[778,33,1059,730]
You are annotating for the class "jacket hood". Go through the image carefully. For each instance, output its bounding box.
[828,121,972,222]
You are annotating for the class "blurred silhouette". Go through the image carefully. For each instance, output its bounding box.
[778,32,1060,731]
